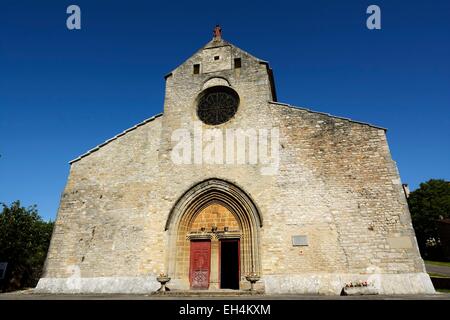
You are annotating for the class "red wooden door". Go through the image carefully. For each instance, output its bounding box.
[189,240,211,289]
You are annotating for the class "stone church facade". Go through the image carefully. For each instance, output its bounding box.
[37,28,434,295]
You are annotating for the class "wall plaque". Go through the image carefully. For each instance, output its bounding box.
[292,235,308,246]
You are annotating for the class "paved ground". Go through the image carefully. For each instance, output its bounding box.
[1,290,449,300]
[425,263,450,276]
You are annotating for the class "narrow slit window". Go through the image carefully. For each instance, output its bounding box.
[234,58,241,68]
[193,64,200,74]
[214,56,220,61]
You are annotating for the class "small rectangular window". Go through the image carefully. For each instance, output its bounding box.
[234,58,241,68]
[214,56,220,61]
[193,64,200,74]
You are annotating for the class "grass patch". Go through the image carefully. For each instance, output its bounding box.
[436,289,450,293]
[428,272,450,278]
[425,260,450,267]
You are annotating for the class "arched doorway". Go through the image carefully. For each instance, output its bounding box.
[165,179,262,290]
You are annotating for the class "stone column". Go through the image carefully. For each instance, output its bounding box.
[209,239,219,289]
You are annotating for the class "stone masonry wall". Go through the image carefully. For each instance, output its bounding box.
[42,116,165,279]
[262,102,425,276]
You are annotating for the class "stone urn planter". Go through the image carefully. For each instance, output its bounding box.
[156,274,171,292]
[341,286,378,296]
[245,274,260,292]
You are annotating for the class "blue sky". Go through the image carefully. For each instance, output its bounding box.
[1,0,449,221]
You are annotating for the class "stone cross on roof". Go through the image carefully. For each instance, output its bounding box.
[213,25,222,39]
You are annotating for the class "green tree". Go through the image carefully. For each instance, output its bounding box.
[408,179,450,259]
[0,201,54,292]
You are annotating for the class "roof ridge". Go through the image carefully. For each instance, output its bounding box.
[69,113,163,164]
[268,101,387,131]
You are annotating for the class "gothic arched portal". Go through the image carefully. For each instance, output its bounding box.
[165,178,262,290]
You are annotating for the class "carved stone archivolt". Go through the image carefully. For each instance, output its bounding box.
[165,178,262,286]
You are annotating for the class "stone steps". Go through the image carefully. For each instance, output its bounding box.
[151,290,264,297]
